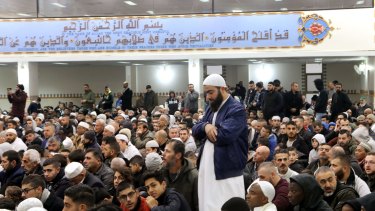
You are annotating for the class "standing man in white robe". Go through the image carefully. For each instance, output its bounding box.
[192,74,248,211]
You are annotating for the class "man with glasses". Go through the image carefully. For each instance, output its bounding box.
[21,174,64,211]
[274,149,298,183]
[306,143,331,174]
[117,181,150,211]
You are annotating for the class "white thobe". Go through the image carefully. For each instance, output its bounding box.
[198,99,245,211]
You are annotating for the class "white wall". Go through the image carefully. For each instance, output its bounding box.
[249,63,302,89]
[136,64,188,93]
[0,65,19,111]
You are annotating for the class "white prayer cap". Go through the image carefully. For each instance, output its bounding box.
[146,140,159,148]
[28,208,47,211]
[271,116,281,121]
[63,138,74,150]
[5,129,17,136]
[251,181,275,203]
[65,162,84,179]
[97,114,107,121]
[119,128,132,141]
[115,134,129,143]
[104,125,115,134]
[36,114,45,121]
[17,197,44,211]
[203,74,226,87]
[90,111,97,117]
[13,117,20,122]
[78,121,90,130]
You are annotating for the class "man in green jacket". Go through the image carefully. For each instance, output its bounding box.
[163,139,198,211]
[81,84,96,111]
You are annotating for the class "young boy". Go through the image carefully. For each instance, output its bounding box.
[308,134,326,164]
[287,147,304,173]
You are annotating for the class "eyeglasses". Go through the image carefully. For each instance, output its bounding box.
[22,187,37,194]
[118,191,136,201]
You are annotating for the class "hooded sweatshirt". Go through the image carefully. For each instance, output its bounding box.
[313,79,328,113]
[290,174,332,211]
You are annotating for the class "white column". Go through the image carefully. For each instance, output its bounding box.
[17,61,38,100]
[188,58,203,108]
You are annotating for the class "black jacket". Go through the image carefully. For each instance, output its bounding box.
[153,188,191,211]
[331,91,352,120]
[284,90,303,117]
[44,191,64,211]
[121,88,133,111]
[323,182,358,211]
[290,174,332,211]
[83,172,105,188]
[46,169,72,199]
[314,79,328,113]
[0,165,24,194]
[262,90,284,120]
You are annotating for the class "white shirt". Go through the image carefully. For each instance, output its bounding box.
[278,168,298,183]
[122,143,141,161]
[184,136,197,153]
[11,137,27,152]
[254,202,278,211]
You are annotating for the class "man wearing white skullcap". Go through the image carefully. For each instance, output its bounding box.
[103,125,115,138]
[115,134,141,161]
[64,162,104,188]
[246,181,277,211]
[192,74,248,211]
[5,128,27,152]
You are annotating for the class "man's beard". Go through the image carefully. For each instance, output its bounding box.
[209,91,223,112]
[336,169,344,181]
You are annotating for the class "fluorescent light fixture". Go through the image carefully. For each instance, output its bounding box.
[51,3,66,8]
[83,14,90,17]
[17,13,32,17]
[182,61,189,63]
[117,62,130,64]
[133,64,143,66]
[232,10,243,13]
[200,0,210,2]
[275,0,283,1]
[0,64,8,66]
[248,59,257,62]
[280,8,288,11]
[146,11,154,15]
[53,62,69,65]
[356,0,365,5]
[252,61,262,64]
[124,1,137,6]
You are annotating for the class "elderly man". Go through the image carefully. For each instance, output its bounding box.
[94,119,105,145]
[72,121,90,150]
[116,134,140,161]
[22,149,43,176]
[244,146,270,190]
[315,166,358,210]
[64,161,104,188]
[193,74,248,211]
[257,162,291,211]
[5,129,26,152]
[246,180,277,211]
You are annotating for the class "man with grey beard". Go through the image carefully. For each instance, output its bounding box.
[315,166,358,210]
[192,74,248,211]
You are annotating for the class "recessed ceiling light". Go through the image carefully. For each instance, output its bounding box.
[275,0,283,1]
[17,13,32,17]
[182,61,189,63]
[83,14,90,17]
[200,0,210,2]
[118,62,130,64]
[252,61,262,64]
[51,3,66,8]
[146,11,154,15]
[232,10,243,13]
[124,1,137,6]
[53,62,69,65]
[133,64,143,66]
[280,8,288,11]
[356,0,365,5]
[248,59,257,62]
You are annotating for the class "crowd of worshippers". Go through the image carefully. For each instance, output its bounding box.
[0,78,374,211]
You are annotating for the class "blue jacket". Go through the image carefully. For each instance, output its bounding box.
[192,96,248,180]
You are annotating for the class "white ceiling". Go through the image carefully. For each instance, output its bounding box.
[0,0,372,18]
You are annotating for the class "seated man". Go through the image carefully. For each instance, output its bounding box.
[246,180,277,211]
[143,170,191,211]
[42,157,71,199]
[117,181,150,211]
[364,152,375,192]
[0,150,24,194]
[273,149,298,182]
[63,184,95,211]
[315,166,358,211]
[289,174,331,210]
[22,149,43,176]
[21,174,64,211]
[64,162,104,188]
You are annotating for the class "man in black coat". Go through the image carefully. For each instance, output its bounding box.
[121,81,133,111]
[262,82,283,121]
[21,174,64,211]
[64,161,105,188]
[331,83,352,122]
[284,82,303,117]
[314,79,328,121]
[43,158,72,199]
[0,150,25,195]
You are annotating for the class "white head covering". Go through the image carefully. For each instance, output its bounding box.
[203,74,226,87]
[250,181,275,203]
[115,134,129,143]
[78,121,90,130]
[6,129,17,136]
[90,111,97,117]
[65,162,84,179]
[17,198,44,211]
[312,134,326,145]
[145,152,162,172]
[146,140,159,148]
[104,125,115,134]
[63,138,74,150]
[36,113,45,122]
[97,114,107,121]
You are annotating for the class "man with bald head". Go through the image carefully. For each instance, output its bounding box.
[192,74,248,211]
[244,146,270,189]
[256,162,291,211]
[155,130,168,152]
